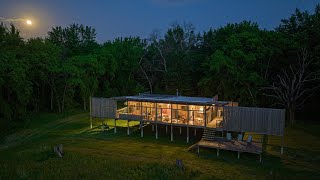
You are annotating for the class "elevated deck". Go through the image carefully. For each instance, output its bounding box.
[197,138,262,154]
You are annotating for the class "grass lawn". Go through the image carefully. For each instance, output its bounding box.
[1,112,320,179]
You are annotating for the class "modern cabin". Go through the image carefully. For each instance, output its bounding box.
[115,94,235,129]
[89,93,286,161]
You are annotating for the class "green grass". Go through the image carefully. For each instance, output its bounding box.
[1,113,320,179]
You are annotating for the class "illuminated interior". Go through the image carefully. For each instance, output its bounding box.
[126,101,223,127]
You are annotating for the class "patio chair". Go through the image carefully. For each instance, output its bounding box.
[226,133,232,141]
[247,135,253,145]
[237,134,243,141]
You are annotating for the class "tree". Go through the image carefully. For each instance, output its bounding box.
[46,24,99,112]
[98,37,145,97]
[0,24,31,122]
[148,22,200,95]
[199,21,269,105]
[264,49,320,126]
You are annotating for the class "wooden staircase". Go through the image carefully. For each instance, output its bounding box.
[202,128,216,141]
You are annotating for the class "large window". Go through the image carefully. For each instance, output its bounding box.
[189,105,205,126]
[157,103,171,122]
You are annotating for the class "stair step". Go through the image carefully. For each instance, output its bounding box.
[202,128,216,140]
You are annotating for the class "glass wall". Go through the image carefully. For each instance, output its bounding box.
[126,101,215,127]
[188,105,205,126]
[127,101,141,115]
[157,103,171,122]
[141,102,156,121]
[171,104,188,124]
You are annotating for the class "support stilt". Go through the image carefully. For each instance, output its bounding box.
[140,121,144,138]
[114,119,117,133]
[259,154,262,163]
[179,126,182,135]
[217,149,219,156]
[237,151,240,159]
[171,125,173,142]
[155,124,158,139]
[194,128,197,136]
[127,121,130,135]
[187,126,189,143]
[166,125,168,133]
[89,96,92,129]
[197,145,200,154]
[152,124,154,132]
[281,135,284,154]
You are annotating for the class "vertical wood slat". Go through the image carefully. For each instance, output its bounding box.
[223,106,285,136]
[91,97,117,119]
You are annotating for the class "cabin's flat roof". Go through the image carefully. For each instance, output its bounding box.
[113,93,229,106]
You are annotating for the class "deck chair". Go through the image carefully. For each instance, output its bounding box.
[237,134,243,141]
[247,135,253,145]
[226,133,232,141]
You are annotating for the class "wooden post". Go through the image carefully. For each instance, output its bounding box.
[171,125,173,142]
[187,126,189,143]
[89,96,92,129]
[179,126,182,135]
[166,125,168,133]
[127,120,130,135]
[155,124,158,139]
[237,151,240,159]
[152,124,154,132]
[217,149,219,156]
[194,128,197,136]
[141,121,144,138]
[197,145,199,154]
[114,119,117,133]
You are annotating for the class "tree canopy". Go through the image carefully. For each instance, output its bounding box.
[1,5,320,132]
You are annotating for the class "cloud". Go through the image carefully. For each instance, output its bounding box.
[0,17,26,22]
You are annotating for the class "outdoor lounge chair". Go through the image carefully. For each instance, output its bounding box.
[247,135,253,145]
[101,123,109,132]
[226,133,232,141]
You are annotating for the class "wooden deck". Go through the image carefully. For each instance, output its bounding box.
[197,138,262,154]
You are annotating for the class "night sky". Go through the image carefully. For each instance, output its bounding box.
[0,0,319,43]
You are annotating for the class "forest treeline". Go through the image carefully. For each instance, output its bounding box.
[1,6,320,131]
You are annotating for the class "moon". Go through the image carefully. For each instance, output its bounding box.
[26,19,32,25]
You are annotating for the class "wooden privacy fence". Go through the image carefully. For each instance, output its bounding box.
[90,97,117,119]
[223,106,285,136]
